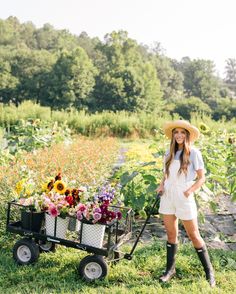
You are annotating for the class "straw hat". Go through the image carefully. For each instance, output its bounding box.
[163,120,200,142]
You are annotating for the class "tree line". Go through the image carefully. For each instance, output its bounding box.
[0,16,236,120]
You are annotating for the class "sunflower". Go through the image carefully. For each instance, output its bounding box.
[41,177,55,192]
[228,136,235,144]
[42,182,50,192]
[199,123,210,134]
[15,179,26,195]
[54,180,67,194]
[25,189,32,197]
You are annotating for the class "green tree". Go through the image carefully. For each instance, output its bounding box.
[43,47,97,109]
[212,97,236,120]
[8,48,56,105]
[178,58,221,102]
[34,24,82,51]
[19,21,38,49]
[34,23,59,50]
[92,31,163,112]
[224,58,236,96]
[0,17,21,46]
[77,32,101,60]
[151,55,184,100]
[172,96,212,120]
[225,58,236,83]
[0,58,19,102]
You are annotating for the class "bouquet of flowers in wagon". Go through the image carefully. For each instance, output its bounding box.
[41,173,88,217]
[14,173,123,242]
[15,172,88,237]
[15,172,87,213]
[40,173,90,238]
[75,182,123,248]
[76,182,122,224]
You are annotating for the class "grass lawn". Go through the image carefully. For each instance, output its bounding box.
[1,235,236,294]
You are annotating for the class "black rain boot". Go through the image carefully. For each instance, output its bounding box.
[195,245,216,288]
[159,242,178,282]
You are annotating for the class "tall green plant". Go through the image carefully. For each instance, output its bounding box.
[4,119,72,154]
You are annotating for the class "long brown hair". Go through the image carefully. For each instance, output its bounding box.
[165,128,191,177]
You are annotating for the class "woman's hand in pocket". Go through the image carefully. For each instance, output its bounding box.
[183,190,191,198]
[156,183,164,195]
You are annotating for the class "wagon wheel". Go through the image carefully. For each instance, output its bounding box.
[13,238,39,265]
[35,228,56,253]
[109,250,120,264]
[78,255,108,281]
[105,241,120,264]
[107,245,120,264]
[37,240,56,253]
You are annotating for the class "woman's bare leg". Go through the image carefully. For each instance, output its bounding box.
[163,214,179,244]
[181,218,204,248]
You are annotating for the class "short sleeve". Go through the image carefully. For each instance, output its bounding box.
[192,148,204,171]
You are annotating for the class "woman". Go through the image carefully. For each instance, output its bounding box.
[157,120,215,287]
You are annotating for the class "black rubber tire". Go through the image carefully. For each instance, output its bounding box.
[78,255,108,281]
[13,238,39,265]
[38,240,56,253]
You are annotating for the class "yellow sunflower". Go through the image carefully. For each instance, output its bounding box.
[199,123,210,134]
[41,177,55,192]
[41,182,49,192]
[15,179,26,195]
[228,136,235,144]
[54,180,67,194]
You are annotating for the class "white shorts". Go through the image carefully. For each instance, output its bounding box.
[158,181,197,220]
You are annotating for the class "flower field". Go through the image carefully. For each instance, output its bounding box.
[0,137,119,201]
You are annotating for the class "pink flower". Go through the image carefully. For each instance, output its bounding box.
[19,198,26,205]
[76,211,83,220]
[49,204,59,217]
[93,212,102,221]
[93,207,101,214]
[43,196,51,205]
[78,203,87,212]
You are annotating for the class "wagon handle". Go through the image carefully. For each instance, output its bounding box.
[124,193,161,260]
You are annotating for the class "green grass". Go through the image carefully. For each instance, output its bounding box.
[1,236,235,294]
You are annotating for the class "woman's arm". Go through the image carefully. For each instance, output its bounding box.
[157,153,168,195]
[156,174,167,195]
[183,169,205,197]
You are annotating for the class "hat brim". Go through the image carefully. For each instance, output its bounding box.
[163,120,200,142]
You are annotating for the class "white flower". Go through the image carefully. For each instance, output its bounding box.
[79,186,87,193]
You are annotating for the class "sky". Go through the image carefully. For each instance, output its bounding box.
[1,0,236,78]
